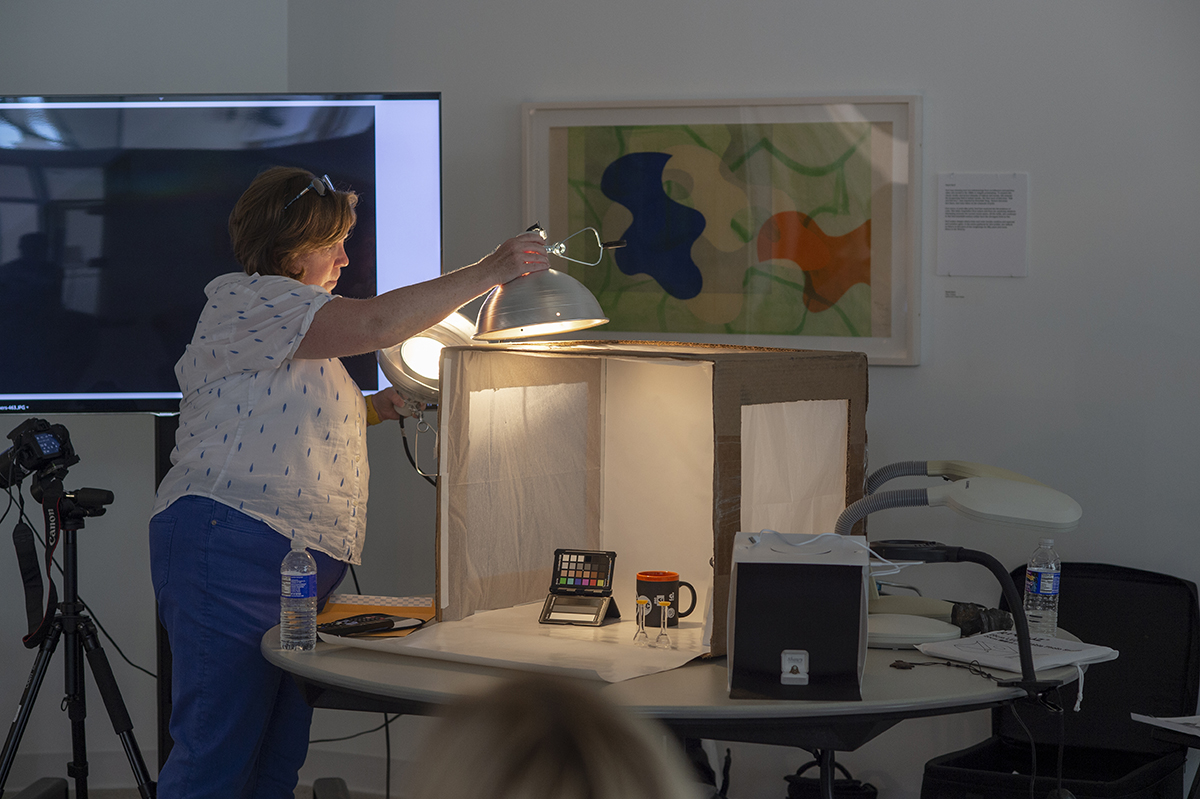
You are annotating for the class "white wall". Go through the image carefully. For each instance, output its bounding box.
[3,1,1199,797]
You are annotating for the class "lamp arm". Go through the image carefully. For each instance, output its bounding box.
[928,460,1048,487]
[943,547,1061,696]
[865,461,929,495]
[834,488,929,535]
[866,460,1049,495]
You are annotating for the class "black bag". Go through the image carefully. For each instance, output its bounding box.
[785,760,878,799]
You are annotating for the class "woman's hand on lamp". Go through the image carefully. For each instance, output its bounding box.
[370,386,424,422]
[483,232,550,284]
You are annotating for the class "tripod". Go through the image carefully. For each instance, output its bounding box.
[0,483,155,798]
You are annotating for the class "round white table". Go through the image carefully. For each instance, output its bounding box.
[264,627,1077,796]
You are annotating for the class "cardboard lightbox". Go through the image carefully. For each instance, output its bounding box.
[434,341,867,657]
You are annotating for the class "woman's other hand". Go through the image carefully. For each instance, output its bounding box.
[371,386,424,421]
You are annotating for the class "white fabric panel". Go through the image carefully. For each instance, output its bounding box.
[454,382,591,611]
[600,358,715,637]
[740,399,849,535]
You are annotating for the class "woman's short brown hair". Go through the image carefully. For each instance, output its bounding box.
[228,166,358,279]
[408,675,701,799]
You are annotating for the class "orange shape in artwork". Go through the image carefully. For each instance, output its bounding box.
[757,212,871,313]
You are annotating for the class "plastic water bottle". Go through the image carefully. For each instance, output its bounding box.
[1022,538,1061,637]
[280,540,317,650]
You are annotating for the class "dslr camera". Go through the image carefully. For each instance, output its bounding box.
[0,418,79,490]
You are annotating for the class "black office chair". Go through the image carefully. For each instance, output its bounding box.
[921,562,1200,799]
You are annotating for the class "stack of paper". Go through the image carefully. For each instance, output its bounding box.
[916,630,1118,673]
[1131,714,1200,738]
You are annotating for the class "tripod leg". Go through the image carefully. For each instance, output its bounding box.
[79,623,155,798]
[0,623,62,794]
[62,620,89,798]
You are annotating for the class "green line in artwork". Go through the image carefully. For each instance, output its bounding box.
[827,303,860,337]
[742,267,807,335]
[614,127,630,158]
[608,277,657,308]
[729,218,752,243]
[612,125,662,158]
[567,179,606,228]
[740,266,861,338]
[596,259,612,295]
[728,126,870,177]
[680,125,718,153]
[744,266,803,292]
[805,168,851,218]
[788,305,811,336]
[808,198,846,221]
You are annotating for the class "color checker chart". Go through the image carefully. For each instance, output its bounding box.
[540,549,619,626]
[552,549,614,594]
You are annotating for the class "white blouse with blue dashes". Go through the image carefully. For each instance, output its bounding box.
[153,272,370,564]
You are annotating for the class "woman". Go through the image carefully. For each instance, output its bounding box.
[149,166,547,798]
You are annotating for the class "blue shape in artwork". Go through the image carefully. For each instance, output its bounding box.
[600,152,705,300]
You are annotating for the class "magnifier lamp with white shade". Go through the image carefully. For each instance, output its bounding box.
[838,474,1082,536]
[841,462,1083,696]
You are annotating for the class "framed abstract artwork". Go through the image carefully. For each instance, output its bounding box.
[522,96,922,364]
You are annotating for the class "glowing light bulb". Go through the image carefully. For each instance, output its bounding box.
[398,336,444,381]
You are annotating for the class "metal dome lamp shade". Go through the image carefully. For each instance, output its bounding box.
[473,268,608,342]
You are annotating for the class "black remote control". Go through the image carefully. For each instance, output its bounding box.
[317,613,424,636]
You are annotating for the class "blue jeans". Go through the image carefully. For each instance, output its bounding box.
[150,496,347,799]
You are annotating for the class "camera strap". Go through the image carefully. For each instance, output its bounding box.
[11,501,60,649]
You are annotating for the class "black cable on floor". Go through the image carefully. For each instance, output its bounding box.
[1009,701,1038,799]
[81,599,157,679]
[384,713,393,799]
[309,714,396,744]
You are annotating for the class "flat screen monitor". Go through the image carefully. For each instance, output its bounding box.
[0,92,442,414]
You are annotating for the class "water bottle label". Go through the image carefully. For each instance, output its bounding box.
[282,574,317,599]
[1025,570,1059,596]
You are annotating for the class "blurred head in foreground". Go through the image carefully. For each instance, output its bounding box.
[408,674,702,799]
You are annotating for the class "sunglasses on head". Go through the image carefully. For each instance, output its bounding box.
[283,174,336,211]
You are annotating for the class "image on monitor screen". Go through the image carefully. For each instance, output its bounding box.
[0,92,442,413]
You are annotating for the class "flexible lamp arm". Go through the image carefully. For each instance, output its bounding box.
[835,488,929,535]
[866,460,1049,495]
[872,540,1057,696]
[949,547,1041,690]
[865,461,930,495]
